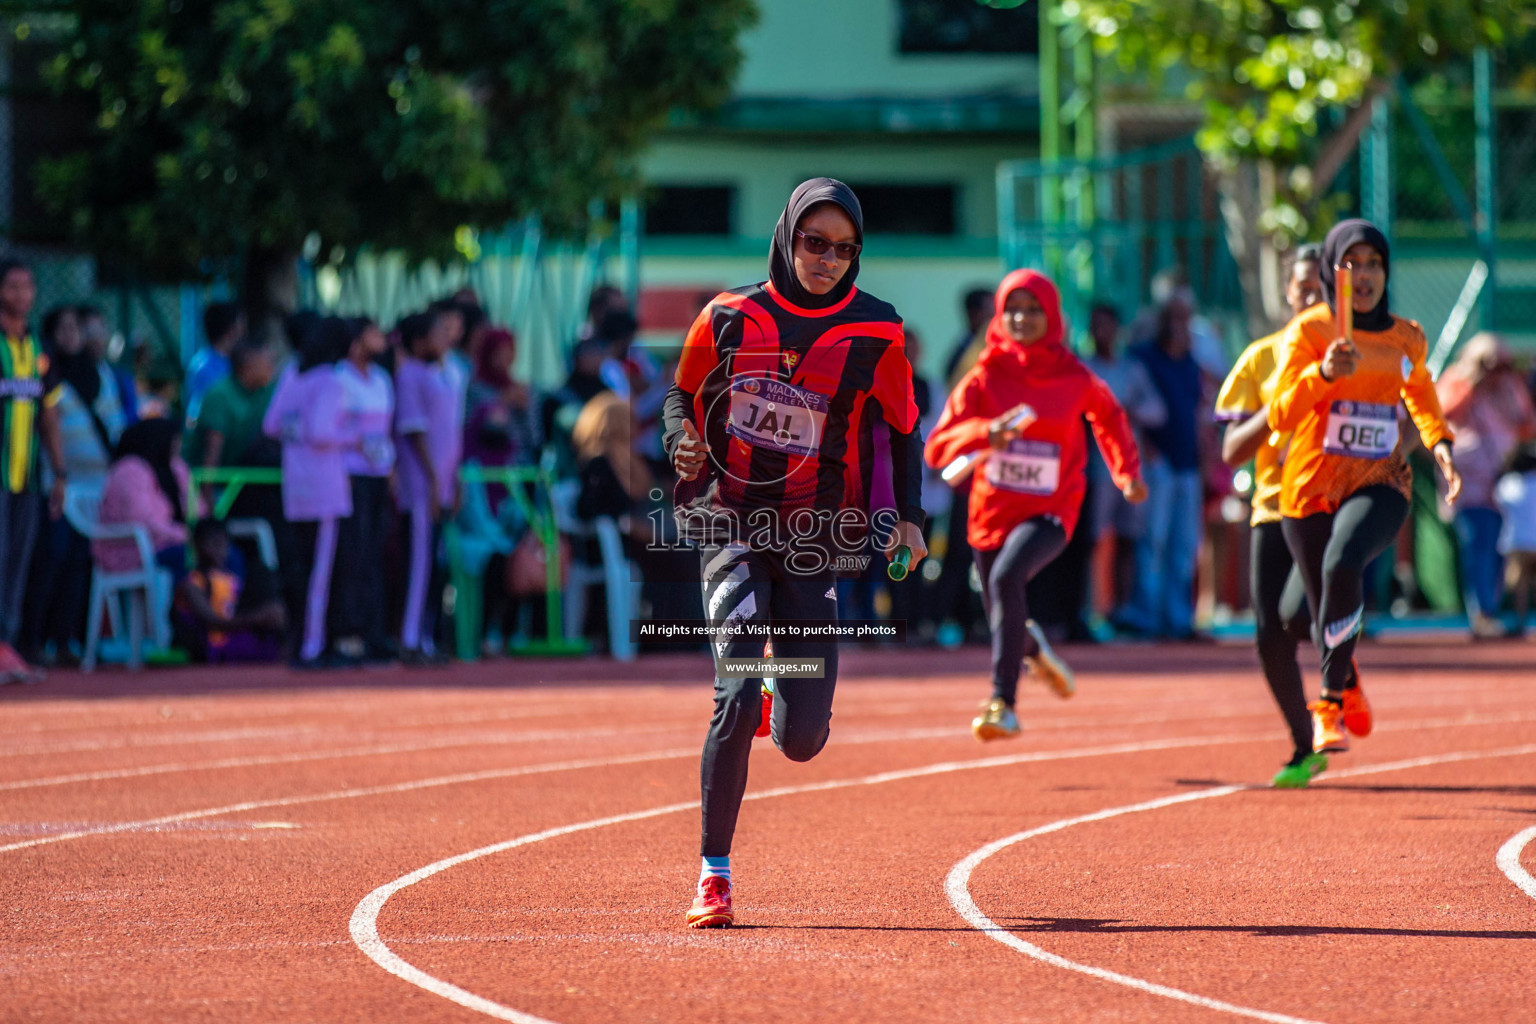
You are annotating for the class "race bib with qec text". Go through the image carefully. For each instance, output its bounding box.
[726,376,829,458]
[1323,400,1398,459]
[985,439,1061,496]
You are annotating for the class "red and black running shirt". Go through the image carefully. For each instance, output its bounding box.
[662,281,923,544]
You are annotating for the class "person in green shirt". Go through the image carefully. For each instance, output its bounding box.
[189,341,277,469]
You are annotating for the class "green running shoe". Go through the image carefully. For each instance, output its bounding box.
[1272,752,1328,789]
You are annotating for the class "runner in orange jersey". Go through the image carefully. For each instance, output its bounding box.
[1268,219,1461,755]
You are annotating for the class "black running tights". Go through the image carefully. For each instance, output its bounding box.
[698,543,838,858]
[1251,520,1314,758]
[974,516,1068,706]
[1280,485,1407,696]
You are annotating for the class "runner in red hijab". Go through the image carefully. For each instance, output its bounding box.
[926,268,1145,740]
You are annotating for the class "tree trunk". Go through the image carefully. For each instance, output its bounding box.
[1215,82,1389,344]
[241,246,300,350]
[1311,77,1392,198]
[1216,159,1284,341]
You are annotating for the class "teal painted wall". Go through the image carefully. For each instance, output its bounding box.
[634,0,1040,380]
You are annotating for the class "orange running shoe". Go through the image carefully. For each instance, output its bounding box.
[1309,700,1349,753]
[1341,661,1371,737]
[755,681,773,739]
[686,875,733,929]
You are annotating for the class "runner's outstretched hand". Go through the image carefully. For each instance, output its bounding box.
[1433,441,1461,505]
[674,419,710,481]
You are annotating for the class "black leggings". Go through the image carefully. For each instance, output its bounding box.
[698,543,838,858]
[1251,521,1314,758]
[974,516,1069,706]
[1281,485,1408,696]
[335,476,393,647]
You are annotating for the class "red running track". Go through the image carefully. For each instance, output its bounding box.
[3,641,1534,1022]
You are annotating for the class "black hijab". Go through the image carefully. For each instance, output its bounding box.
[299,316,353,372]
[1321,218,1393,333]
[44,307,99,405]
[768,178,864,310]
[114,418,184,522]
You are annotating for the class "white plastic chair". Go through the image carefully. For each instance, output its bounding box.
[63,482,172,672]
[548,478,640,661]
[226,517,279,570]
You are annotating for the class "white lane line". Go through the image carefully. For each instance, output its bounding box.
[1496,826,1536,901]
[5,723,1141,853]
[0,750,695,855]
[946,743,1536,1024]
[0,724,977,794]
[0,698,684,757]
[11,703,1533,794]
[0,727,687,792]
[351,802,696,1024]
[347,730,1302,1021]
[0,715,643,759]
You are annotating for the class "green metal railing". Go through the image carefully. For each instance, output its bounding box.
[450,465,586,661]
[186,467,284,521]
[185,465,583,660]
[997,137,1241,338]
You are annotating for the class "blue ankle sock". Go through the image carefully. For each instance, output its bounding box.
[699,856,730,888]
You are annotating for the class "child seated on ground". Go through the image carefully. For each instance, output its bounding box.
[173,519,287,662]
[1496,443,1536,638]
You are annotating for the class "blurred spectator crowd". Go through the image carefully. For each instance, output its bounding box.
[0,255,1533,680]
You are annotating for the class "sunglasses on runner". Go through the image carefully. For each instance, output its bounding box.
[794,229,861,262]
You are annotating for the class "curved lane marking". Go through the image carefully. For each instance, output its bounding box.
[1496,825,1536,901]
[352,740,1536,1024]
[346,730,1314,1022]
[945,743,1536,1024]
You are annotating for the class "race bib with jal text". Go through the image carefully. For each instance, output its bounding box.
[726,377,829,458]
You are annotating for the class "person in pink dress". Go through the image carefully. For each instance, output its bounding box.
[393,308,465,665]
[95,418,197,576]
[263,317,354,668]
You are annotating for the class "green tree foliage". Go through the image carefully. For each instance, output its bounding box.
[1064,0,1534,327]
[1079,2,1526,151]
[34,0,756,280]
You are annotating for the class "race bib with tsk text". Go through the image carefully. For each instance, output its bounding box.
[985,439,1061,495]
[726,376,829,458]
[1323,400,1398,459]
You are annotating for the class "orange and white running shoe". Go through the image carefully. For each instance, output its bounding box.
[686,875,733,929]
[1309,700,1349,753]
[1341,661,1371,737]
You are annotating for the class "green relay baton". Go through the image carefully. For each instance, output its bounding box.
[887,545,912,582]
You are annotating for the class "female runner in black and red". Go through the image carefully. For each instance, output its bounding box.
[925,269,1146,740]
[663,178,927,929]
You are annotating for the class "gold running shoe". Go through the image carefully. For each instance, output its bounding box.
[972,698,1021,741]
[1024,619,1075,699]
